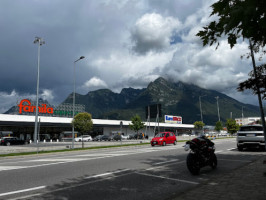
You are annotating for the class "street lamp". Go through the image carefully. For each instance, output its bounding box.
[33,37,45,144]
[72,56,85,149]
[215,96,221,121]
[199,95,206,123]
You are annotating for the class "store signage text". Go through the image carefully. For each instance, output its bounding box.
[165,115,182,124]
[18,99,54,114]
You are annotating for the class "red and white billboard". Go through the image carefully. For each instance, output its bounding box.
[165,115,182,124]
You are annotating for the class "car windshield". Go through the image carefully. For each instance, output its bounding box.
[155,133,165,137]
[240,126,263,131]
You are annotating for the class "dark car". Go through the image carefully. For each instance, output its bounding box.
[113,135,122,141]
[0,137,28,146]
[128,134,135,140]
[108,135,114,141]
[93,135,103,141]
[101,135,109,141]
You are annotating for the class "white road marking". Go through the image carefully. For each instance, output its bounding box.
[85,169,131,179]
[135,172,199,185]
[154,159,179,165]
[219,159,252,162]
[0,186,46,197]
[146,161,185,171]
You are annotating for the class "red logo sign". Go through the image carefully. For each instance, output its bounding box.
[18,99,54,114]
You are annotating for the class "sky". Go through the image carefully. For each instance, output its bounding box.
[0,0,264,114]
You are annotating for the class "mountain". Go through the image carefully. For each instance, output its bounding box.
[61,77,260,125]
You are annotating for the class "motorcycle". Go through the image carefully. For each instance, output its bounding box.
[184,135,217,175]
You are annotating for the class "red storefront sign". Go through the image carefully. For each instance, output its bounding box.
[18,99,54,114]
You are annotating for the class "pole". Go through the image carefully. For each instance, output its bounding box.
[72,56,85,149]
[157,104,160,133]
[199,96,203,123]
[72,61,76,149]
[33,37,44,144]
[215,96,221,121]
[249,40,266,150]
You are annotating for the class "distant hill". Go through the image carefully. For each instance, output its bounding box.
[60,77,260,125]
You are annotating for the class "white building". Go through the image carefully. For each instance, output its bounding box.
[0,114,194,140]
[235,117,265,125]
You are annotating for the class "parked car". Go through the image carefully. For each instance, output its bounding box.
[93,135,103,141]
[74,135,92,142]
[108,135,115,141]
[151,132,177,146]
[128,134,135,140]
[121,135,128,140]
[237,125,265,151]
[113,135,122,141]
[101,135,109,141]
[0,137,28,146]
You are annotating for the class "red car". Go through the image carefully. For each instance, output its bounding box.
[151,132,177,146]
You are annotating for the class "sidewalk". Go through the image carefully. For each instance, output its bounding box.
[172,156,266,200]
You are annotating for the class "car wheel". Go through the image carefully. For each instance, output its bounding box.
[6,142,11,146]
[237,145,243,151]
[174,141,177,145]
[163,141,166,146]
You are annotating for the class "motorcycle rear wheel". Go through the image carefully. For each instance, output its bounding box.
[186,153,200,175]
[210,153,217,169]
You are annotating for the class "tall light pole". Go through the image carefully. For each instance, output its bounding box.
[72,56,85,149]
[199,95,206,123]
[33,37,45,144]
[215,96,221,122]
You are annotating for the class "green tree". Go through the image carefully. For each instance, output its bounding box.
[225,119,239,135]
[215,121,223,132]
[196,0,266,148]
[72,112,93,148]
[129,115,145,136]
[193,121,205,130]
[238,64,266,100]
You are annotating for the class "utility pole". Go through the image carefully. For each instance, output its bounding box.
[215,96,221,122]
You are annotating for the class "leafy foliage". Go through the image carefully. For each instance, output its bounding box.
[238,64,266,99]
[193,121,205,130]
[196,0,266,51]
[129,115,145,134]
[72,112,93,134]
[225,118,239,135]
[215,121,223,132]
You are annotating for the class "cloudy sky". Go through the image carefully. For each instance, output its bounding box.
[0,0,264,113]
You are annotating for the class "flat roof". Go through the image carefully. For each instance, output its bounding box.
[0,114,194,129]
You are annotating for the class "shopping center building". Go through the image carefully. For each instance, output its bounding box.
[0,99,194,141]
[0,114,194,141]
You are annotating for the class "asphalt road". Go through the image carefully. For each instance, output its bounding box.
[0,138,265,200]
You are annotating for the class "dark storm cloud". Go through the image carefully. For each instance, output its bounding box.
[0,0,261,113]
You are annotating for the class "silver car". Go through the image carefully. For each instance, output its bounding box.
[236,125,265,151]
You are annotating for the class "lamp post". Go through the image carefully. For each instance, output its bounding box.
[72,56,85,149]
[199,95,206,123]
[33,37,45,144]
[215,96,221,122]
